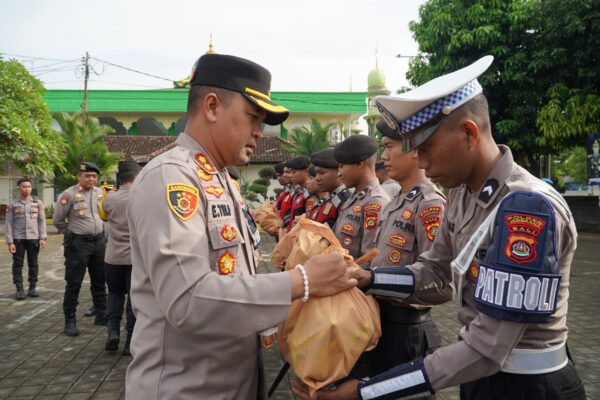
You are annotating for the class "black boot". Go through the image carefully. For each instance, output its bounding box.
[94,308,107,326]
[122,333,132,356]
[105,321,120,351]
[64,319,80,336]
[84,306,96,317]
[15,284,25,301]
[27,284,38,298]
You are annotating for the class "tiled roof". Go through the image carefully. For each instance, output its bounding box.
[105,135,293,164]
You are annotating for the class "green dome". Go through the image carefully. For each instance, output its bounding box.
[368,67,386,89]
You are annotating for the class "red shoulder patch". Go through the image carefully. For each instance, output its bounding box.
[419,206,441,241]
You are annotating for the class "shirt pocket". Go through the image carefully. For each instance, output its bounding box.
[73,200,88,210]
[384,231,416,265]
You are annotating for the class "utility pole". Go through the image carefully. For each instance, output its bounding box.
[82,51,90,121]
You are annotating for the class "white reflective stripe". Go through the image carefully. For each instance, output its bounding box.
[374,273,413,287]
[361,370,425,400]
[501,342,568,375]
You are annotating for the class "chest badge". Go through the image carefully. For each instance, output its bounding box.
[341,224,354,234]
[342,236,353,248]
[323,202,333,215]
[166,183,199,221]
[218,251,236,275]
[402,209,413,220]
[204,185,224,199]
[353,205,362,212]
[389,234,407,248]
[388,249,403,264]
[220,224,237,242]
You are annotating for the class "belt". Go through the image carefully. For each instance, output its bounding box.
[380,303,432,324]
[501,341,568,375]
[71,232,104,242]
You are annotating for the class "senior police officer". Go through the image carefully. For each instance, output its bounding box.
[297,56,586,400]
[308,148,351,228]
[99,160,141,355]
[333,135,389,260]
[53,162,107,336]
[4,178,46,299]
[124,53,356,400]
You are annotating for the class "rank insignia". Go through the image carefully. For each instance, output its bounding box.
[75,194,82,199]
[341,224,354,234]
[196,167,214,182]
[166,183,199,221]
[388,249,403,264]
[204,185,224,199]
[419,206,441,241]
[389,234,407,248]
[194,152,217,174]
[504,213,545,265]
[402,209,413,221]
[218,251,235,275]
[323,203,333,215]
[353,205,362,212]
[220,224,237,242]
[342,236,353,248]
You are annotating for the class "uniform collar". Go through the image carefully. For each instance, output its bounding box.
[474,145,513,208]
[333,185,346,195]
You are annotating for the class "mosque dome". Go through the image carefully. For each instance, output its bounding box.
[367,66,386,89]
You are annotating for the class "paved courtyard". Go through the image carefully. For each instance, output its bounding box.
[0,230,598,399]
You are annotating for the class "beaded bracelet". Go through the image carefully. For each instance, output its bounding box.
[295,264,309,302]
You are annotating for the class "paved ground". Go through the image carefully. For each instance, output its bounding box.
[0,231,598,399]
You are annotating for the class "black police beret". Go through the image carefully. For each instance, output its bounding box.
[310,148,338,169]
[375,160,386,171]
[285,156,310,170]
[274,162,285,174]
[226,166,241,180]
[376,119,403,140]
[333,135,378,164]
[190,53,289,126]
[118,161,141,174]
[79,161,100,174]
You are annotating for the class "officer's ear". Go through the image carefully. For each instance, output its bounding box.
[462,119,480,150]
[203,93,221,123]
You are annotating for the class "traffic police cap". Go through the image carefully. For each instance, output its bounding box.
[190,53,289,126]
[376,55,494,153]
[310,148,338,169]
[285,156,310,170]
[376,118,403,141]
[118,160,141,174]
[274,162,285,174]
[333,135,378,165]
[79,161,100,174]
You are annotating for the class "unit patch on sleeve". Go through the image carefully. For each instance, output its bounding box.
[364,203,382,230]
[166,183,199,221]
[218,251,236,275]
[502,213,547,266]
[418,206,441,241]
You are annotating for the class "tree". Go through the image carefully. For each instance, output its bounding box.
[0,58,65,177]
[52,112,120,191]
[284,118,337,156]
[406,0,598,172]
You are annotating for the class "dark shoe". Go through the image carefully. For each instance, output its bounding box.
[84,306,96,317]
[64,320,80,337]
[94,311,107,326]
[15,285,25,301]
[122,334,132,356]
[105,329,120,351]
[27,286,39,297]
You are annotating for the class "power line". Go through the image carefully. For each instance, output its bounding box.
[0,52,74,62]
[91,56,174,82]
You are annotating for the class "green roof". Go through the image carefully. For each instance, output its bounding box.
[44,90,367,114]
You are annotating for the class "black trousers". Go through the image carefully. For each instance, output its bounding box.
[460,360,586,400]
[12,239,40,286]
[62,233,106,320]
[105,263,135,334]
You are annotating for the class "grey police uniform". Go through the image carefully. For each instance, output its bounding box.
[333,180,389,259]
[5,198,46,288]
[53,184,107,323]
[125,132,291,399]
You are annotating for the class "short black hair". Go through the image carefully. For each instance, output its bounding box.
[118,171,138,184]
[446,93,491,132]
[187,85,235,115]
[17,178,31,186]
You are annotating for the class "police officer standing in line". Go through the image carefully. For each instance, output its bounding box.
[333,135,390,260]
[296,56,585,400]
[125,53,356,400]
[5,178,46,300]
[308,148,351,228]
[344,120,450,398]
[375,160,401,199]
[273,161,289,210]
[285,155,310,231]
[279,165,294,225]
[53,162,107,336]
[305,164,322,214]
[99,160,141,355]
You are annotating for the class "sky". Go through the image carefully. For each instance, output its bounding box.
[0,0,427,93]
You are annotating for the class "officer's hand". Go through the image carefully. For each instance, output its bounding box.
[303,252,357,297]
[351,268,373,289]
[8,244,16,254]
[292,378,360,400]
[39,240,46,249]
